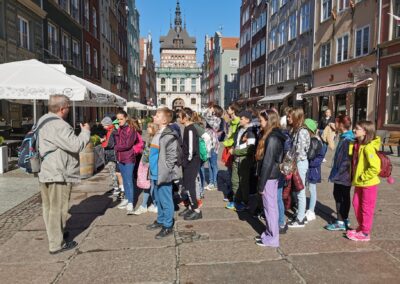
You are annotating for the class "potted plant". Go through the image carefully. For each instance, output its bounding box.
[0,136,8,174]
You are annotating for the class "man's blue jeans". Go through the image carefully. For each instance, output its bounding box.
[208,151,218,185]
[119,163,135,204]
[153,181,174,228]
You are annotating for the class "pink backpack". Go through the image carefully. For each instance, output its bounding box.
[133,132,145,155]
[136,160,150,189]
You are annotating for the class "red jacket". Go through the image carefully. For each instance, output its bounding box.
[114,124,137,164]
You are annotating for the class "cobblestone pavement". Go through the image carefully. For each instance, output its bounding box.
[0,151,399,283]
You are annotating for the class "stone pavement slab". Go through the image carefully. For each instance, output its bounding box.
[179,260,302,284]
[0,263,64,284]
[289,250,400,284]
[57,248,177,284]
[179,239,281,265]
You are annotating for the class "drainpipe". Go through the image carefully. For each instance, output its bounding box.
[375,0,382,127]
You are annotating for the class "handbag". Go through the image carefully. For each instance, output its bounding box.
[221,147,233,168]
[136,160,150,189]
[292,169,305,192]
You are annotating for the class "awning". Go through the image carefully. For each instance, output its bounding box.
[258,92,291,104]
[302,78,373,98]
[126,101,148,110]
[236,95,264,104]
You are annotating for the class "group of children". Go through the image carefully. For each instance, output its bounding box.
[99,103,383,243]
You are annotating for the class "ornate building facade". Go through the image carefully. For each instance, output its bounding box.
[156,0,201,112]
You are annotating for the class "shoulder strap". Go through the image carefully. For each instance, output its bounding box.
[33,116,60,134]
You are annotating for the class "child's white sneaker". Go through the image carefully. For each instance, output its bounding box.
[133,206,147,215]
[117,199,128,209]
[126,203,134,215]
[148,204,158,213]
[306,210,316,222]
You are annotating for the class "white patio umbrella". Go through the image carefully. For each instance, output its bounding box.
[0,59,90,123]
[126,101,148,110]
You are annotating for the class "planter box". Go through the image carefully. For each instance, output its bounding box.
[0,146,8,174]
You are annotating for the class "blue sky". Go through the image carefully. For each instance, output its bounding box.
[136,0,241,65]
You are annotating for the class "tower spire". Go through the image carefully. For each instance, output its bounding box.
[174,0,182,32]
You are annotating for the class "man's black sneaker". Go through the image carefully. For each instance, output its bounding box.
[146,221,163,231]
[279,224,288,234]
[178,207,191,217]
[184,210,202,221]
[49,241,78,255]
[155,227,174,239]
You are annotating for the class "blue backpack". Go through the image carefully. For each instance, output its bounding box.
[18,117,59,173]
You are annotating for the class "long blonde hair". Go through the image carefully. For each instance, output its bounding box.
[146,122,158,140]
[255,110,281,161]
[289,106,305,132]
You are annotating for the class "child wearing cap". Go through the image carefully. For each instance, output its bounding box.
[304,118,327,222]
[226,110,257,211]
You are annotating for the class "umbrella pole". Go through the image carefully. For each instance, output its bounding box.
[73,101,76,128]
[33,99,37,124]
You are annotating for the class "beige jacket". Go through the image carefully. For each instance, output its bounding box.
[37,113,90,183]
[322,125,336,150]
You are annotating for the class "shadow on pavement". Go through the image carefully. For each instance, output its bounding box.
[65,193,114,241]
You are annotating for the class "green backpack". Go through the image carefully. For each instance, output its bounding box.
[199,137,208,162]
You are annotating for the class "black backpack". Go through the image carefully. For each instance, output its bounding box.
[18,117,59,173]
[307,137,322,161]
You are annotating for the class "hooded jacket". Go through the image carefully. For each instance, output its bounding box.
[258,128,285,193]
[350,137,381,187]
[157,126,182,185]
[114,124,137,164]
[307,137,327,184]
[328,130,355,186]
[223,116,240,148]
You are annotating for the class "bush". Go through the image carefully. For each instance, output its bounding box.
[0,136,4,146]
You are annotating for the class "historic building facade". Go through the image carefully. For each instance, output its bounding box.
[304,0,378,124]
[238,0,268,105]
[0,0,46,124]
[377,0,400,130]
[261,0,314,116]
[127,0,140,102]
[156,0,201,112]
[139,35,156,106]
[202,32,239,108]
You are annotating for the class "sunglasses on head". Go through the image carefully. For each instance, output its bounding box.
[260,110,269,118]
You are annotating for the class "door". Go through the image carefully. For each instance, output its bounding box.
[335,93,347,117]
[353,87,367,125]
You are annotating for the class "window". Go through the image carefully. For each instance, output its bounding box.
[393,0,400,39]
[180,78,185,92]
[322,0,332,21]
[71,0,79,22]
[191,98,196,105]
[172,78,177,92]
[270,28,276,51]
[300,2,310,34]
[271,0,278,15]
[355,26,369,57]
[230,57,238,67]
[278,21,286,46]
[287,53,296,80]
[93,48,98,78]
[191,78,197,92]
[259,64,265,85]
[282,0,288,6]
[338,0,350,12]
[277,59,285,83]
[299,47,309,75]
[260,38,266,55]
[161,78,166,92]
[85,42,91,75]
[72,40,81,69]
[389,67,400,124]
[288,13,296,40]
[17,16,29,49]
[242,6,249,25]
[337,34,349,62]
[59,0,70,14]
[320,42,331,67]
[84,0,89,31]
[161,98,166,105]
[61,32,70,61]
[48,23,58,56]
[92,8,97,38]
[229,73,238,82]
[269,64,276,85]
